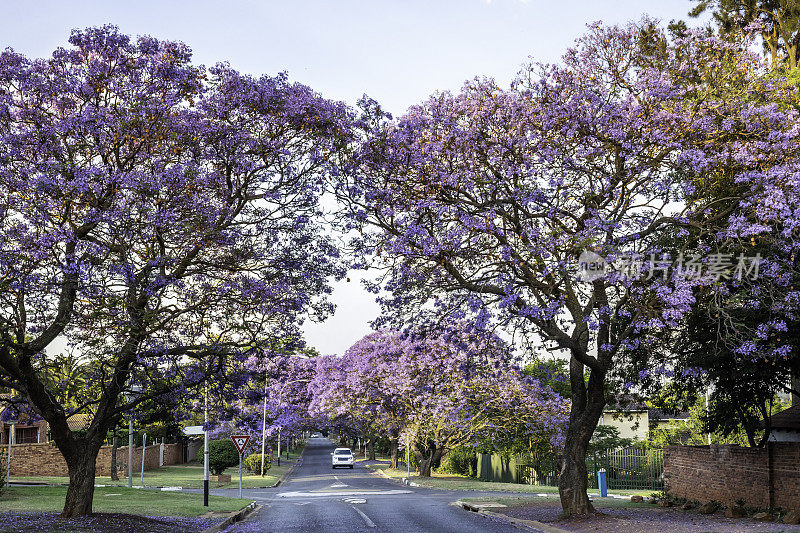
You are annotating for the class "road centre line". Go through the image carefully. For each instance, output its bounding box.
[350,505,376,528]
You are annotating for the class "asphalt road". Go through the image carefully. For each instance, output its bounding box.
[219,437,528,533]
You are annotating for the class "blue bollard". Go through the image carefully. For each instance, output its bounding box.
[597,468,607,497]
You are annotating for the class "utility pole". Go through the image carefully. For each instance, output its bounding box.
[261,366,269,476]
[204,384,209,507]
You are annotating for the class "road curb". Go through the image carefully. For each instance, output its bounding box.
[366,465,411,487]
[455,501,572,533]
[200,501,260,533]
[272,446,306,488]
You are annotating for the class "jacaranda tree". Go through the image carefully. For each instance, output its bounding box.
[0,26,350,516]
[336,20,800,515]
[309,326,568,477]
[215,350,318,454]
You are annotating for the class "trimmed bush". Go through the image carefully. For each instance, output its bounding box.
[437,446,477,477]
[244,453,272,475]
[196,439,240,475]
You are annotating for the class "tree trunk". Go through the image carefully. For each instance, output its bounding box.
[110,430,119,481]
[418,455,433,477]
[368,439,375,461]
[389,438,398,469]
[558,434,594,517]
[416,445,445,477]
[62,443,101,517]
[558,353,606,518]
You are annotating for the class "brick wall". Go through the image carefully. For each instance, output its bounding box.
[664,443,800,509]
[162,442,183,466]
[0,442,183,477]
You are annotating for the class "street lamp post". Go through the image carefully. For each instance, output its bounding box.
[204,384,209,507]
[124,386,142,489]
[277,386,283,467]
[5,419,17,488]
[128,416,133,488]
[277,424,282,467]
[260,373,269,477]
[140,432,147,486]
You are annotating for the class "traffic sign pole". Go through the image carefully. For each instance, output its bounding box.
[229,434,251,499]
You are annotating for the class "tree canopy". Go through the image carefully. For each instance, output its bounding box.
[0,25,351,516]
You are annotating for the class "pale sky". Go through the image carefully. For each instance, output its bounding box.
[0,0,708,356]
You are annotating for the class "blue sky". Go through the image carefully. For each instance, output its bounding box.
[0,0,708,356]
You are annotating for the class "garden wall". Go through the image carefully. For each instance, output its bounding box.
[664,443,800,509]
[0,442,183,477]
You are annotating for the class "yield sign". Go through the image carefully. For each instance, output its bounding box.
[230,434,250,454]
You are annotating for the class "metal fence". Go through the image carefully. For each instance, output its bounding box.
[517,447,664,492]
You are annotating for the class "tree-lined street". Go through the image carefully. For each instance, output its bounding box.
[2,1,800,531]
[218,437,522,533]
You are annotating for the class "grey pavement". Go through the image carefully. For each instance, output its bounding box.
[211,436,536,533]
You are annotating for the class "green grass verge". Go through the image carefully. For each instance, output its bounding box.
[0,485,249,516]
[367,464,651,496]
[12,449,303,490]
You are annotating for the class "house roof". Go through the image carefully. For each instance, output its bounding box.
[761,404,800,431]
[648,408,691,421]
[603,395,691,420]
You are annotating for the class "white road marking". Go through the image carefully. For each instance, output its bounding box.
[351,505,376,528]
[278,489,411,498]
[343,498,367,504]
[330,482,348,488]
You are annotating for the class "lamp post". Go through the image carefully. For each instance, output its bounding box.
[204,384,209,507]
[140,432,147,486]
[124,386,142,489]
[5,419,17,488]
[260,372,269,477]
[277,424,282,467]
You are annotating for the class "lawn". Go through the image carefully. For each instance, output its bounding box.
[368,463,652,496]
[11,449,303,490]
[0,485,249,516]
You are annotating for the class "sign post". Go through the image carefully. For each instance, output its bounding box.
[230,434,250,499]
[140,432,147,487]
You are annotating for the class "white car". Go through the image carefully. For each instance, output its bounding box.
[331,447,354,469]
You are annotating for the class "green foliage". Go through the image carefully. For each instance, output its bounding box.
[523,359,571,399]
[197,439,240,475]
[243,453,271,475]
[589,425,634,453]
[645,380,792,447]
[690,0,800,69]
[436,446,477,477]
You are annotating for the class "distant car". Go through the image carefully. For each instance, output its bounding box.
[311,433,320,438]
[331,447,354,469]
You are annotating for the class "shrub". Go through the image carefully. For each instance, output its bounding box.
[437,446,477,476]
[197,439,240,475]
[244,453,272,475]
